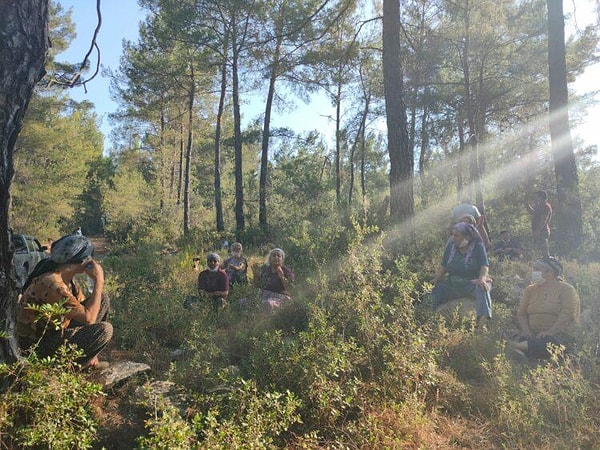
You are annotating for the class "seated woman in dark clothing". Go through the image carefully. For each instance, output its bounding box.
[430,222,493,328]
[196,253,229,312]
[260,248,295,309]
[17,234,112,369]
[507,257,580,360]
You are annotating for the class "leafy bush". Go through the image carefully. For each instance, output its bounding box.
[0,345,103,449]
[483,350,600,448]
[137,401,194,450]
[58,223,600,447]
[192,379,301,448]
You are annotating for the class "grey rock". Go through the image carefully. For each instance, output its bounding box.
[92,361,151,389]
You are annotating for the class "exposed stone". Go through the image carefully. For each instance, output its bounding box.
[135,380,175,400]
[91,360,151,389]
[135,380,188,416]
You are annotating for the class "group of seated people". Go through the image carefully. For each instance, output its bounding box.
[431,205,580,362]
[16,215,578,371]
[186,244,295,312]
[16,235,297,371]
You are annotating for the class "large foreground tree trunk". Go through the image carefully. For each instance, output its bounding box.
[382,0,414,228]
[547,0,583,255]
[0,0,49,364]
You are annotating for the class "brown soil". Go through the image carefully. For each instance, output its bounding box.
[89,236,111,257]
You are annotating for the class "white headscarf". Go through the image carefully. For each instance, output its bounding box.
[265,248,285,266]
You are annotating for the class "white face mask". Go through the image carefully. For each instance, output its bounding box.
[232,251,241,257]
[531,270,545,284]
[457,238,470,248]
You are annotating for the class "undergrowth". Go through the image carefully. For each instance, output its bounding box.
[3,222,600,447]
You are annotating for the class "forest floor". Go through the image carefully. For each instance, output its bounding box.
[89,236,111,258]
[91,349,148,449]
[84,236,149,448]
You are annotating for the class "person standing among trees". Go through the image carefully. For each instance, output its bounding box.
[527,190,552,258]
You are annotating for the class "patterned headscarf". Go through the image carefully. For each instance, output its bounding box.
[447,222,482,265]
[50,234,94,264]
[537,256,563,277]
[22,234,94,293]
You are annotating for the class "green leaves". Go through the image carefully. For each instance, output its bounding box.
[26,298,70,332]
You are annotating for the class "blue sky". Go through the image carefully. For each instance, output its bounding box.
[56,0,336,150]
[57,0,146,148]
[57,0,599,153]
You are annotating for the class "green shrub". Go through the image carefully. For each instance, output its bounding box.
[0,345,103,449]
[483,350,600,448]
[193,379,301,448]
[137,402,194,450]
[94,224,600,447]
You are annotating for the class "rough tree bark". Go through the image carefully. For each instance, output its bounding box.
[0,0,49,363]
[259,35,282,230]
[214,44,228,232]
[382,0,414,227]
[182,63,195,237]
[547,0,583,255]
[232,15,245,232]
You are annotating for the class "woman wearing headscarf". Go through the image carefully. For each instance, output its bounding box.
[17,234,112,369]
[222,242,248,285]
[431,222,493,327]
[195,252,229,312]
[507,257,580,360]
[260,248,295,309]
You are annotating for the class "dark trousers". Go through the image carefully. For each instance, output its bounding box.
[521,335,566,359]
[37,293,113,365]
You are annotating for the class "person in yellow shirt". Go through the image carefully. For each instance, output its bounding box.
[508,256,580,360]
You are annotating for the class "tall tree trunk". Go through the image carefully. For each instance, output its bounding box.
[183,66,195,237]
[232,30,245,232]
[214,48,228,232]
[360,122,366,203]
[334,80,342,203]
[547,0,583,255]
[159,109,166,211]
[382,0,414,227]
[418,89,429,208]
[348,99,369,207]
[0,0,49,364]
[259,37,282,230]
[177,119,184,205]
[460,0,483,206]
[456,121,465,198]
